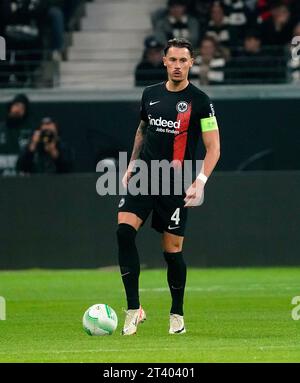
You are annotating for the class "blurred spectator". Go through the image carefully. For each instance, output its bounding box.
[222,0,250,27]
[0,0,45,85]
[42,0,84,59]
[190,36,227,85]
[1,0,44,38]
[63,0,84,30]
[256,0,300,24]
[17,117,74,174]
[43,1,65,61]
[151,0,195,28]
[228,29,287,83]
[245,0,257,12]
[135,36,166,87]
[154,0,200,47]
[188,0,212,30]
[288,22,300,82]
[188,0,212,29]
[0,94,32,175]
[260,3,294,46]
[256,0,275,23]
[1,1,45,49]
[206,1,239,47]
[0,0,86,87]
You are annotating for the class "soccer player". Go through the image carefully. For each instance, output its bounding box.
[117,38,220,335]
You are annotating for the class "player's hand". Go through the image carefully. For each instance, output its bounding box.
[122,161,135,188]
[184,179,205,208]
[44,141,59,159]
[28,130,41,152]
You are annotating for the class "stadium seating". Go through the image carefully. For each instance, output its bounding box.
[0,0,86,88]
[59,0,164,88]
[0,0,299,88]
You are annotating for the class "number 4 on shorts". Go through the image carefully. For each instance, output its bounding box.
[171,208,180,225]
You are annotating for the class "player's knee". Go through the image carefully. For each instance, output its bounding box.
[163,240,182,253]
[116,223,137,248]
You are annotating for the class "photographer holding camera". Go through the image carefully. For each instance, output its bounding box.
[17,117,74,174]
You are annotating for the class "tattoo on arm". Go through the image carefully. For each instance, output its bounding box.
[129,121,147,162]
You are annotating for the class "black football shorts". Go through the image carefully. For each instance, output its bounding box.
[118,193,188,236]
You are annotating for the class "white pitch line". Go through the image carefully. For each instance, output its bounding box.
[1,345,300,356]
[140,285,300,292]
[0,348,185,355]
[139,287,222,292]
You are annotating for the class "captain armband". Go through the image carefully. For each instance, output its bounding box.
[200,116,219,132]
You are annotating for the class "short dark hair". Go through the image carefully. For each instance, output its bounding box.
[271,1,289,11]
[164,38,194,57]
[168,0,186,7]
[201,35,218,47]
[39,116,59,134]
[244,29,261,40]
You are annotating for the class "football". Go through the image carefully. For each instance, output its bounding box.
[83,304,118,336]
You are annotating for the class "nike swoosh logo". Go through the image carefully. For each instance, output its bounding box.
[174,327,185,333]
[121,272,130,277]
[168,225,180,230]
[171,285,183,290]
[149,101,160,106]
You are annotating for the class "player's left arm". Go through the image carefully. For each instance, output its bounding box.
[184,116,220,207]
[201,128,221,178]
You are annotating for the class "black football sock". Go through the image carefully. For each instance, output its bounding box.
[117,223,140,310]
[164,251,186,316]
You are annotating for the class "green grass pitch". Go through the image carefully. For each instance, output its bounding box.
[0,267,300,363]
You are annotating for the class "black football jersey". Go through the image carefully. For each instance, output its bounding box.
[140,81,218,165]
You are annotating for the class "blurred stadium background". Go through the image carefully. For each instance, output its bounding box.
[0,0,299,269]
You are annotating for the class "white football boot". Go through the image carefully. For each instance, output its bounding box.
[169,313,186,334]
[122,306,146,335]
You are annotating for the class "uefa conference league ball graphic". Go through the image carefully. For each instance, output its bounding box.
[83,304,118,336]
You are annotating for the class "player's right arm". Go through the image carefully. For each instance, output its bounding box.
[122,120,147,187]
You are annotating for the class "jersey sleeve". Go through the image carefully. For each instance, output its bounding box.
[199,95,219,133]
[140,89,149,122]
